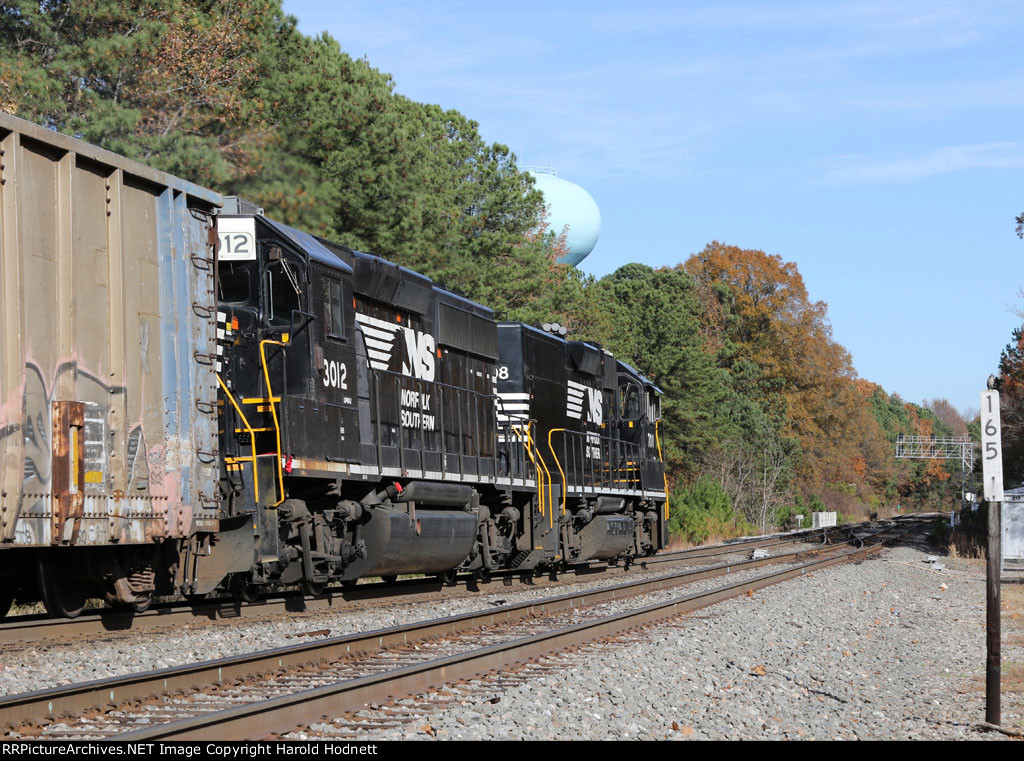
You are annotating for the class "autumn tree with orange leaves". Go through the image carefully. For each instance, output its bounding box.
[684,243,877,491]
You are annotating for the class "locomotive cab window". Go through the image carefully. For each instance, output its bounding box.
[265,258,303,327]
[322,278,345,339]
[649,393,661,421]
[619,382,642,421]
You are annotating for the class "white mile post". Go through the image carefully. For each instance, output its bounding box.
[981,388,1003,503]
[981,384,1002,726]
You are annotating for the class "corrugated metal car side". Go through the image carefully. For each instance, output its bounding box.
[0,113,222,547]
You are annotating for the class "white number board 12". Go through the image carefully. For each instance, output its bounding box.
[217,216,257,261]
[981,389,1004,502]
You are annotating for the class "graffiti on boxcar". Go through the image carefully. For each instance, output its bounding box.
[22,363,51,490]
[16,361,133,495]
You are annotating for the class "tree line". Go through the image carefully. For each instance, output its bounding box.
[0,0,966,542]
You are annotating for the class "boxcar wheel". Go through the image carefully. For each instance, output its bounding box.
[302,579,327,596]
[38,558,86,619]
[0,590,13,619]
[230,575,262,604]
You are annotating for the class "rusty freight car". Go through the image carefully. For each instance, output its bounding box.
[0,112,224,616]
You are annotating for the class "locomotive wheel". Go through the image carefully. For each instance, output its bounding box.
[379,575,397,584]
[124,592,153,614]
[38,558,86,619]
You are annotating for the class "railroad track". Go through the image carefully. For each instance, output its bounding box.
[0,519,922,740]
[0,524,855,646]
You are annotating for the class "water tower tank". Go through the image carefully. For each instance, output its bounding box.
[528,169,601,267]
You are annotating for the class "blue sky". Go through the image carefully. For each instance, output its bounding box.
[284,0,1024,415]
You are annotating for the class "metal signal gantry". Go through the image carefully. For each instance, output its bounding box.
[895,434,977,507]
[895,434,976,470]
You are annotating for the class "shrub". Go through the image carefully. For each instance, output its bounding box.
[668,477,754,544]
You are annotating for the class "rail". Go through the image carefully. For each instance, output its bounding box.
[0,520,921,739]
[0,525,851,644]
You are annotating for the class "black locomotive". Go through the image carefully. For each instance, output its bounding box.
[200,198,669,600]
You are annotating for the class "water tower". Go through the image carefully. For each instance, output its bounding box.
[526,168,601,267]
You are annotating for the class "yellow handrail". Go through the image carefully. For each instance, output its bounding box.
[511,424,544,518]
[547,428,568,512]
[511,422,553,527]
[533,432,555,528]
[259,338,289,506]
[217,373,260,504]
[655,419,670,522]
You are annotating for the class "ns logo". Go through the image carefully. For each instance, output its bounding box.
[401,327,436,382]
[585,388,603,425]
[566,380,602,426]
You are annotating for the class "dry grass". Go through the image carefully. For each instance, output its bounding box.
[948,528,986,559]
[667,534,722,551]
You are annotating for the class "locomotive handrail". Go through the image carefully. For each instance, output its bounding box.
[509,424,540,516]
[494,397,536,486]
[547,428,569,512]
[550,428,645,496]
[655,419,670,521]
[259,337,289,506]
[216,374,260,504]
[510,422,550,524]
[534,432,555,527]
[364,366,518,481]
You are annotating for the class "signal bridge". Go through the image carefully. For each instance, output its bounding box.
[895,434,975,469]
[895,434,977,505]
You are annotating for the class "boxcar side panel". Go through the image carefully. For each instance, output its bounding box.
[0,114,221,548]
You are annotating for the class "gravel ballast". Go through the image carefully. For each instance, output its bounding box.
[0,552,795,696]
[3,540,1014,741]
[355,544,1018,741]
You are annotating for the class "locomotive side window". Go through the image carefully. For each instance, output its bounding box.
[322,278,345,339]
[619,382,642,421]
[649,393,661,421]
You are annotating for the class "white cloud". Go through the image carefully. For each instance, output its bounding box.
[822,142,1024,184]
